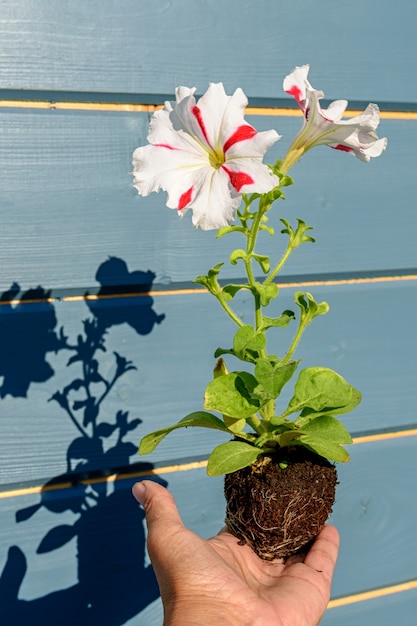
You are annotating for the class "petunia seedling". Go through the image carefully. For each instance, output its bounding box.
[134,66,387,476]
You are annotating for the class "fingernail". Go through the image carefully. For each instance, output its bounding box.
[132,481,147,505]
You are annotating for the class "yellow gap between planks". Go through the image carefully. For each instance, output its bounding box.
[328,579,417,609]
[1,428,416,501]
[0,99,415,120]
[0,273,416,307]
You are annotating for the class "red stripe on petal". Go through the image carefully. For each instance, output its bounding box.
[154,143,178,150]
[332,144,353,153]
[285,84,303,104]
[178,186,194,210]
[192,106,210,144]
[223,125,257,153]
[222,166,254,192]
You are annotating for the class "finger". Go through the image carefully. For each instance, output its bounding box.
[132,480,184,531]
[304,524,340,581]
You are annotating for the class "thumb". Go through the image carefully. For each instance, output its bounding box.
[132,480,187,581]
[132,479,184,538]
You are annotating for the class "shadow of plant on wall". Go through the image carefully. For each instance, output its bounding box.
[0,283,65,398]
[0,258,166,625]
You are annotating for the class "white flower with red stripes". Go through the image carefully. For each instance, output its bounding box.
[282,65,387,169]
[132,83,280,230]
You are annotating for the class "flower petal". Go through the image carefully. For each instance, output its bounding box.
[310,103,388,160]
[321,99,348,122]
[284,65,313,109]
[132,144,205,200]
[170,83,233,151]
[281,66,387,168]
[147,104,206,157]
[196,83,248,150]
[225,128,281,159]
[186,168,241,230]
[223,125,257,153]
[223,159,279,193]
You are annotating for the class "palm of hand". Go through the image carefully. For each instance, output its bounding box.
[151,518,338,626]
[206,526,338,626]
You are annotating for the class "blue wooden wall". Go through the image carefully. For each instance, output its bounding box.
[0,1,416,624]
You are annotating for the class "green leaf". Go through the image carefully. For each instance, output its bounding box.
[233,325,266,359]
[275,414,352,462]
[260,224,275,236]
[264,186,284,203]
[223,415,247,434]
[278,429,305,447]
[296,436,350,463]
[270,415,287,426]
[296,387,362,425]
[139,411,229,455]
[286,367,355,416]
[193,263,224,292]
[260,310,295,330]
[204,372,268,419]
[207,441,262,475]
[229,249,247,265]
[281,218,315,245]
[222,283,249,301]
[214,346,236,359]
[279,174,294,188]
[216,225,246,238]
[252,282,279,307]
[301,415,352,444]
[252,253,270,273]
[261,283,279,306]
[295,292,329,321]
[268,162,294,187]
[254,359,299,399]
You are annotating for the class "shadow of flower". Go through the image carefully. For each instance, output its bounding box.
[0,284,65,397]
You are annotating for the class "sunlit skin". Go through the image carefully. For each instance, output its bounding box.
[133,480,339,626]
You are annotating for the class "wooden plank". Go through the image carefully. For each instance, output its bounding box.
[0,279,415,486]
[0,437,417,625]
[323,588,417,626]
[0,0,415,106]
[0,108,409,292]
[332,437,417,597]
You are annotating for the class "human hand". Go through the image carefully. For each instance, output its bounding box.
[132,480,339,626]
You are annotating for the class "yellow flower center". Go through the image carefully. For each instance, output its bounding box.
[209,147,225,169]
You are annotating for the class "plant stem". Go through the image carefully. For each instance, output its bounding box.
[62,402,89,438]
[280,145,305,175]
[245,202,269,332]
[264,238,294,286]
[282,317,307,364]
[247,414,268,435]
[216,291,244,327]
[244,256,263,330]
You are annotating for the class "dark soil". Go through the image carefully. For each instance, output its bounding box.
[224,446,337,560]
